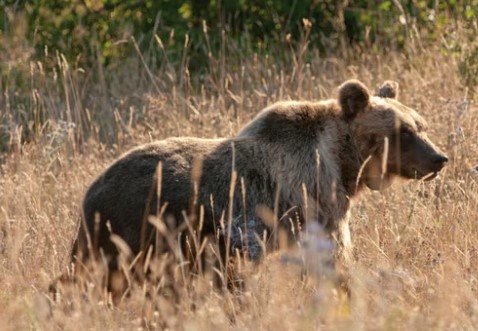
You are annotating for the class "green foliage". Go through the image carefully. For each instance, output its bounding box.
[2,0,478,69]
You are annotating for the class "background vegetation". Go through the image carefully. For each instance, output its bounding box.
[1,0,478,153]
[1,1,478,330]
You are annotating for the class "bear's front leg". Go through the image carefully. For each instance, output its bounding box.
[332,211,355,297]
[336,211,354,266]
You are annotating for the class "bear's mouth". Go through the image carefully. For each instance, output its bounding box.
[422,171,439,181]
[410,169,439,181]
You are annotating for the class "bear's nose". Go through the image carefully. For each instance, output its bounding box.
[432,154,449,165]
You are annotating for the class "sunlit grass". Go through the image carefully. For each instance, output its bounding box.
[1,22,478,331]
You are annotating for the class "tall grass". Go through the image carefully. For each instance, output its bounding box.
[1,20,478,330]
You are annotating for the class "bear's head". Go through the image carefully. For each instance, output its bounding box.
[339,79,448,191]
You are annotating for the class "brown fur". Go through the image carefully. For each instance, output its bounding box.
[59,79,448,297]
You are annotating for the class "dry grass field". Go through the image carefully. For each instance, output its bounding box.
[1,24,478,331]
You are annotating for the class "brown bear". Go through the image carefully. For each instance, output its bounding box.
[65,79,448,296]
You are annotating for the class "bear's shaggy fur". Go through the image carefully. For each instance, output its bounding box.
[67,79,448,293]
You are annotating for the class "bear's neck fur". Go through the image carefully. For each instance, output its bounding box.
[339,131,367,197]
[228,112,366,232]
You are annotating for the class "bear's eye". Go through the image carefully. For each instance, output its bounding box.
[400,126,413,137]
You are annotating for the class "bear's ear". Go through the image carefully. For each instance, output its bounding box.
[338,79,370,121]
[375,80,399,99]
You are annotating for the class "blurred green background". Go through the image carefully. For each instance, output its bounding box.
[2,1,477,71]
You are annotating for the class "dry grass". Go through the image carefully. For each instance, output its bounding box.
[1,27,478,331]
